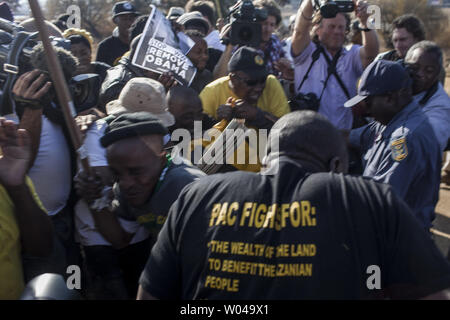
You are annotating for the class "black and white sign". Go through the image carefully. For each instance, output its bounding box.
[132,5,197,86]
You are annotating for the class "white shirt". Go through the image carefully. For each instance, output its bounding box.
[28,115,72,216]
[414,83,450,153]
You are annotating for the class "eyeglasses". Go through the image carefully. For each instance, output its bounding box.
[232,74,267,87]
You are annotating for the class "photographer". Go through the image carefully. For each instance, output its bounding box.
[291,0,379,130]
[212,0,291,81]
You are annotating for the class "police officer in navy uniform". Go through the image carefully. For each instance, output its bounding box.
[137,111,450,300]
[346,59,441,230]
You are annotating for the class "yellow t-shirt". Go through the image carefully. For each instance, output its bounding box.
[198,75,290,172]
[0,177,46,300]
[199,75,290,120]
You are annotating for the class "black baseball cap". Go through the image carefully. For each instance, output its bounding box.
[100,112,168,148]
[228,46,268,80]
[344,59,412,108]
[112,1,138,19]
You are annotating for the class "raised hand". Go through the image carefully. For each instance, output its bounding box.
[0,118,31,187]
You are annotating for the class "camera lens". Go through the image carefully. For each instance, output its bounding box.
[238,26,253,42]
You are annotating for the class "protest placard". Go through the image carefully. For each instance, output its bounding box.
[132,5,197,86]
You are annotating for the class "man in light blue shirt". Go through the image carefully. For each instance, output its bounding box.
[404,41,450,153]
[347,60,441,229]
[290,0,379,130]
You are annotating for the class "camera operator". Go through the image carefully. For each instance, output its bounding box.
[291,0,379,130]
[213,0,291,81]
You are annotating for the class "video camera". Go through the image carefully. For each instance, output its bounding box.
[226,0,267,47]
[0,18,100,116]
[314,0,355,19]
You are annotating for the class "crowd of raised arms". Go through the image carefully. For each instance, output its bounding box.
[0,0,450,300]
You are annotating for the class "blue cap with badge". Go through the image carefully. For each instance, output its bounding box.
[344,59,412,108]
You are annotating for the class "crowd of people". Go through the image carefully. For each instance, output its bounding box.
[0,0,450,300]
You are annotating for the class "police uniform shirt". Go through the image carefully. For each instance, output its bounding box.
[139,157,450,300]
[349,101,441,229]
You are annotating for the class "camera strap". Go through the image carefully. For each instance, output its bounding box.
[296,45,322,93]
[318,44,351,101]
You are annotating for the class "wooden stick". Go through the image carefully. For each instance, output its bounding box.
[28,0,91,174]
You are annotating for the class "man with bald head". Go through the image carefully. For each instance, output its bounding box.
[137,110,450,300]
[167,86,216,135]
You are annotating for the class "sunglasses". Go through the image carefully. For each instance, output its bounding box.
[232,74,267,87]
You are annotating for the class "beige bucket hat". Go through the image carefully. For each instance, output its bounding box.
[106,77,175,127]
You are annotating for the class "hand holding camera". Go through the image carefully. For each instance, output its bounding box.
[313,0,355,19]
[355,0,370,27]
[224,0,267,47]
[12,69,52,108]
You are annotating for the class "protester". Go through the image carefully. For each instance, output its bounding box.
[137,110,450,300]
[199,46,289,172]
[74,78,175,299]
[201,46,289,125]
[74,112,205,297]
[184,29,213,94]
[291,0,379,130]
[63,28,111,82]
[167,86,216,135]
[346,59,441,229]
[0,119,53,299]
[184,0,225,52]
[100,34,177,110]
[176,10,222,74]
[96,1,138,67]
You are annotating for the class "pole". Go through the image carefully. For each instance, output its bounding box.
[28,0,91,174]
